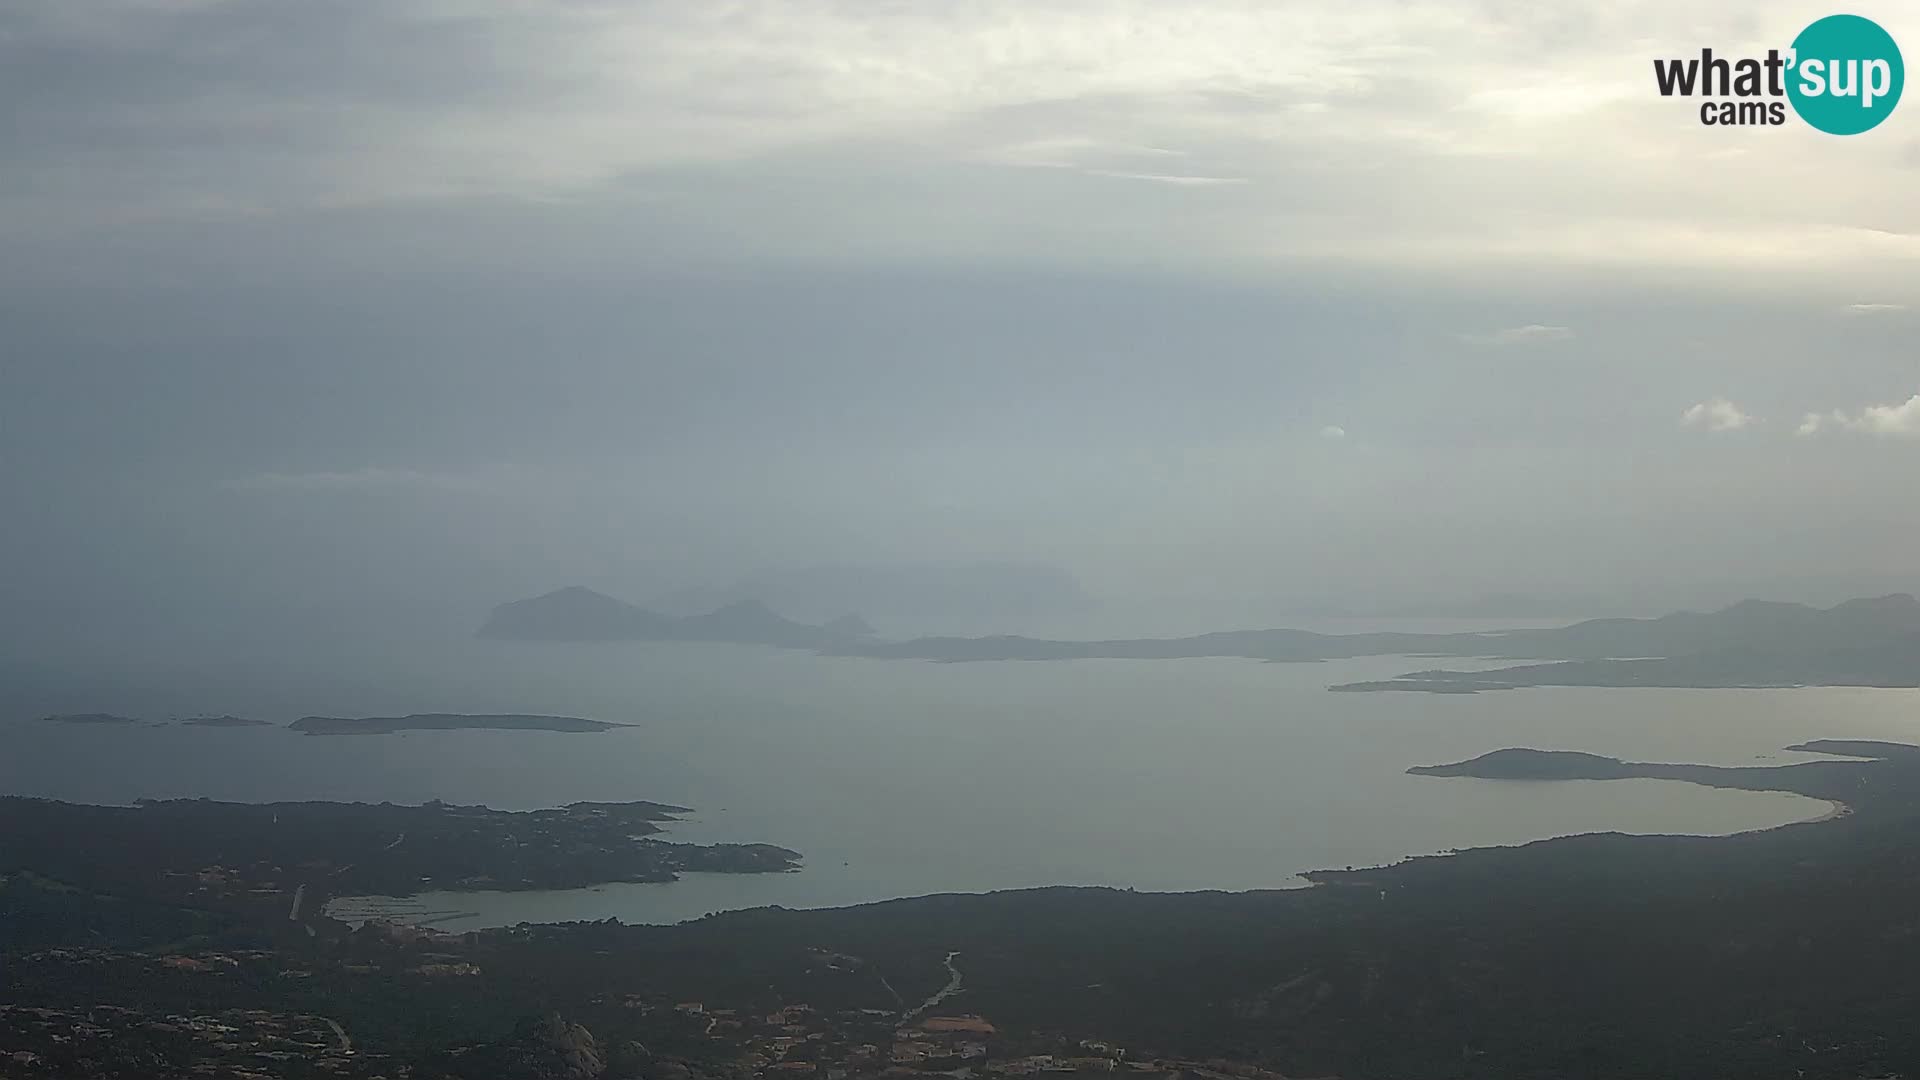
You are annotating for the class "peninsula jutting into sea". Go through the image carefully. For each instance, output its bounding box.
[0,795,800,902]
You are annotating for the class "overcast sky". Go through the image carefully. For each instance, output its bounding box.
[3,0,1918,656]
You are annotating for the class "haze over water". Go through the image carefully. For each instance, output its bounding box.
[8,613,1917,927]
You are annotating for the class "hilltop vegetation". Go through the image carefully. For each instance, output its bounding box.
[10,742,1920,1077]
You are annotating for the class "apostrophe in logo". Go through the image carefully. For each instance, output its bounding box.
[1652,13,1903,133]
[1787,14,1903,134]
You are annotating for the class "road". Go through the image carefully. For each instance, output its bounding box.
[906,951,963,1018]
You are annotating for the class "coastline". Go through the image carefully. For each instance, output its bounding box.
[1802,797,1852,824]
[323,775,1831,931]
[12,738,1920,1079]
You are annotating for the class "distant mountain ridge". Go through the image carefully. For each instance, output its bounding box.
[837,592,1920,665]
[479,588,1920,691]
[1471,593,1920,661]
[478,587,872,648]
[1323,593,1920,693]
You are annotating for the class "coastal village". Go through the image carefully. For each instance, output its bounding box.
[654,996,1302,1080]
[662,994,1107,1077]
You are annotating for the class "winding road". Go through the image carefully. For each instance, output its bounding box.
[323,1017,352,1054]
[906,951,964,1018]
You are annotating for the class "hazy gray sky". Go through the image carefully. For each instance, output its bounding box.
[3,0,1917,654]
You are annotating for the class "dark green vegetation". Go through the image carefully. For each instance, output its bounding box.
[0,797,798,926]
[1,1002,373,1078]
[9,740,1920,1077]
[291,713,630,734]
[487,588,1920,693]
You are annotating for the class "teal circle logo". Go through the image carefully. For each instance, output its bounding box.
[1787,14,1904,134]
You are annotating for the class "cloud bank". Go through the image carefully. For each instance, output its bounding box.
[1799,394,1920,438]
[1680,398,1755,432]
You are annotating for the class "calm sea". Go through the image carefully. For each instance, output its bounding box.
[4,619,1916,927]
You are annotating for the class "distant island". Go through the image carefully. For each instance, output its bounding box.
[480,589,1920,693]
[290,713,629,735]
[1331,596,1920,692]
[852,593,1920,693]
[1408,747,1641,780]
[1329,633,1920,693]
[39,713,140,725]
[178,715,272,727]
[846,593,1920,663]
[1400,738,1919,798]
